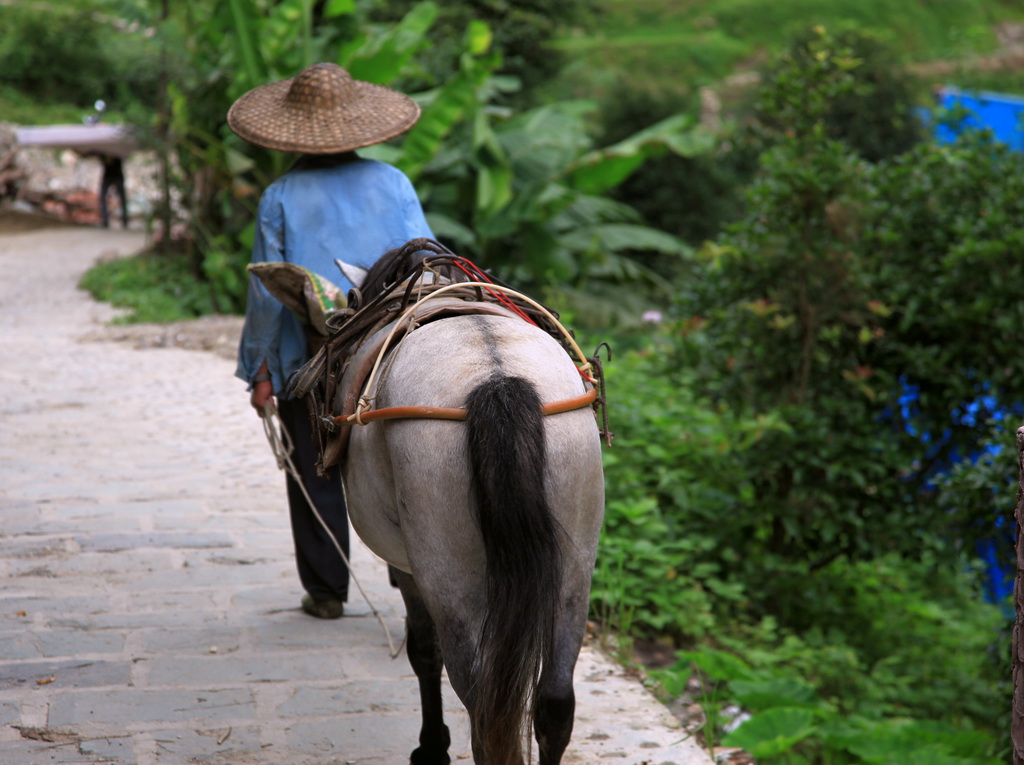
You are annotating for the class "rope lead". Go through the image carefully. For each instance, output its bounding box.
[261,400,402,658]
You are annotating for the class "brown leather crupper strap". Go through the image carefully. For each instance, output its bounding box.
[333,388,599,425]
[287,239,610,476]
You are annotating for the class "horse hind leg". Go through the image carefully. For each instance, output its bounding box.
[534,630,581,765]
[534,579,597,764]
[392,567,452,765]
[535,669,574,765]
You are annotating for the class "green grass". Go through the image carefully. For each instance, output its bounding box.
[0,85,97,126]
[555,0,1024,97]
[79,251,217,324]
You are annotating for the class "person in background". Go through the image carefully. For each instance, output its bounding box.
[227,63,433,619]
[99,154,128,229]
[85,100,129,229]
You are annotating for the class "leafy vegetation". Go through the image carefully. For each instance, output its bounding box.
[79,250,221,323]
[69,0,705,326]
[0,1,162,121]
[593,27,1014,763]
[598,25,936,261]
[367,0,596,99]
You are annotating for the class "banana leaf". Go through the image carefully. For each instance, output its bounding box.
[569,114,715,194]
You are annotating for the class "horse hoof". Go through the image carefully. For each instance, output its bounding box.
[410,747,450,765]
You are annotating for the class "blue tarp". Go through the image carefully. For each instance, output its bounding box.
[896,381,1015,603]
[933,86,1024,150]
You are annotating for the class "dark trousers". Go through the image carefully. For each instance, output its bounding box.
[100,164,128,229]
[278,397,350,602]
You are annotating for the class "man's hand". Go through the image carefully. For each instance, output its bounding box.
[251,379,274,417]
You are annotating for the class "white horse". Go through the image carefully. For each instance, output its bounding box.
[335,246,605,765]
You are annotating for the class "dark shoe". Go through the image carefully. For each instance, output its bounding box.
[301,594,345,619]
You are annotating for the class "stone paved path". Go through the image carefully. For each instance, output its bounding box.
[0,222,713,765]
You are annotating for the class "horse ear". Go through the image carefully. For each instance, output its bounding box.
[335,259,368,289]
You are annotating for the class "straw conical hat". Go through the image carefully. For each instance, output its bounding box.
[227,63,420,154]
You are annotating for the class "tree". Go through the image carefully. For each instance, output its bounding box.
[675,26,1021,629]
[759,26,927,163]
[0,1,162,110]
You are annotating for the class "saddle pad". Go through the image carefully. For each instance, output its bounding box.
[247,261,346,336]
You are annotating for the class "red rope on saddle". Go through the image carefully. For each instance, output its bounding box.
[447,255,596,386]
[450,257,538,327]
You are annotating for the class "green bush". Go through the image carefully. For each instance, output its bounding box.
[597,84,756,257]
[598,330,1007,761]
[0,6,105,107]
[665,552,1006,761]
[79,252,218,323]
[594,327,786,642]
[594,26,1011,763]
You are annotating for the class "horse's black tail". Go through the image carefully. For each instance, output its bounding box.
[465,374,564,765]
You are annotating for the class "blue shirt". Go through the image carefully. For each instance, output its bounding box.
[235,154,434,395]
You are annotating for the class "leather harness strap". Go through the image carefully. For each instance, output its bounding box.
[334,387,598,426]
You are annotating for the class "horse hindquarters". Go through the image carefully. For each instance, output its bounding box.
[361,317,603,764]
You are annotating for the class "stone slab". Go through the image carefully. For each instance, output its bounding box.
[48,688,256,727]
[0,660,130,691]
